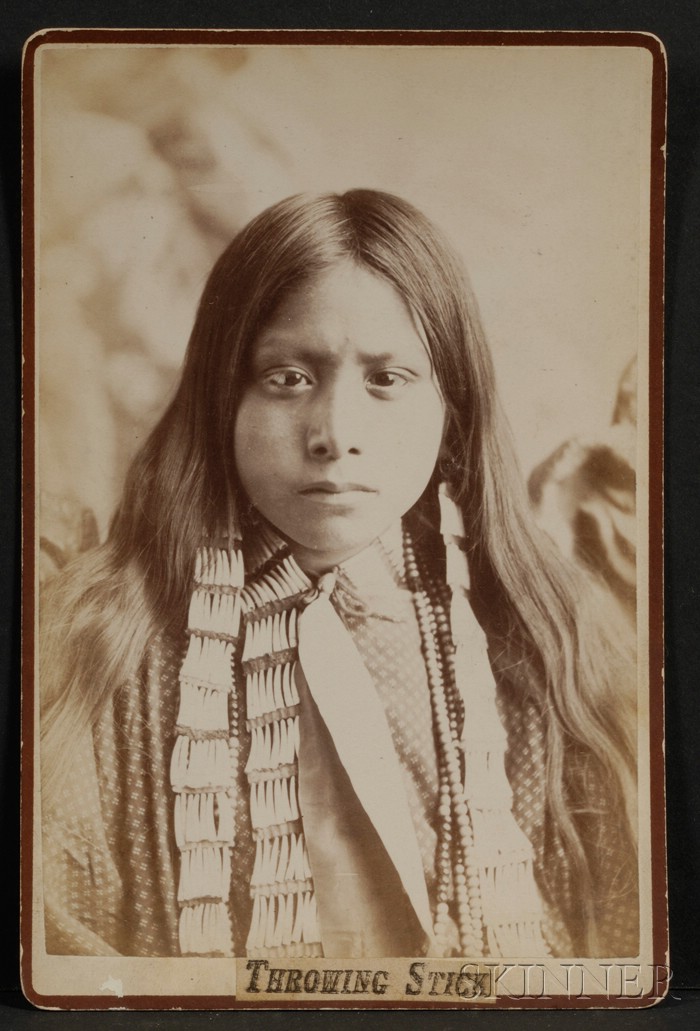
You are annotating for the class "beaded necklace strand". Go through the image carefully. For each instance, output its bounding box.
[381,524,485,955]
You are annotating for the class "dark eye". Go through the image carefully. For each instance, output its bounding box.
[367,369,410,394]
[263,369,312,392]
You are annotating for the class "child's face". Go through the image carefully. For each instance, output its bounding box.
[234,261,445,572]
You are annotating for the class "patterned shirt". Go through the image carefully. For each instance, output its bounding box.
[41,539,638,957]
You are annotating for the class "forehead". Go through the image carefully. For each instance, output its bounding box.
[253,261,430,360]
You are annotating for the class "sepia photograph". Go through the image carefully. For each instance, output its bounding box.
[22,30,666,1009]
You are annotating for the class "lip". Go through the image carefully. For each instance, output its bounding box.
[298,481,377,496]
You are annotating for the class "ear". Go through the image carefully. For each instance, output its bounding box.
[437,433,459,484]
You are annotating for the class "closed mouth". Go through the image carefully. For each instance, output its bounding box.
[299,482,377,496]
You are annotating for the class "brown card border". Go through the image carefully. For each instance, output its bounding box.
[20,26,667,1011]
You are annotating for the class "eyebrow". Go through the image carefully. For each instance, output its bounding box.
[252,339,415,369]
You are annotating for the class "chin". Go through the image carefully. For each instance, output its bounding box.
[282,524,379,571]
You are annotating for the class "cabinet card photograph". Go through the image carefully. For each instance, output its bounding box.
[21,29,667,1010]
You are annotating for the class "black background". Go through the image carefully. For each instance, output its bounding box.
[2,0,699,1025]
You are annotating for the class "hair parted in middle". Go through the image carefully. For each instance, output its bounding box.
[113,189,502,606]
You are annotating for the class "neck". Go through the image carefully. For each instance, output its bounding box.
[276,524,402,577]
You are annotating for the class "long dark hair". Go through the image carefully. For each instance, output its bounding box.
[41,189,637,952]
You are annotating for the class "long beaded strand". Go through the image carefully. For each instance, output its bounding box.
[429,579,486,947]
[403,526,485,955]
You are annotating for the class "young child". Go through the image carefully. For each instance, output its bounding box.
[40,189,638,961]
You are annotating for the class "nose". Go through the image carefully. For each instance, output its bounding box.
[306,382,362,460]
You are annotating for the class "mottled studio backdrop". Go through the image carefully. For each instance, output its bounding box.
[35,44,650,574]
